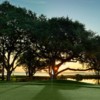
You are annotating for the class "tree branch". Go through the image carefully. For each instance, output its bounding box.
[57,67,94,75]
[56,55,76,68]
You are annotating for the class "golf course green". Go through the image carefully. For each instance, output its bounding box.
[0,80,100,100]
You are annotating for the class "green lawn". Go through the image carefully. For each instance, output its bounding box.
[0,80,100,100]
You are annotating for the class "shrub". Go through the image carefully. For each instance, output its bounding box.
[75,74,83,82]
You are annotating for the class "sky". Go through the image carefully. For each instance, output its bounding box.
[0,0,100,35]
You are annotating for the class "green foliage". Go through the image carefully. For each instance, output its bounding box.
[0,1,37,81]
[0,1,100,81]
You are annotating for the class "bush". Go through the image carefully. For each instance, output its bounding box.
[58,75,67,80]
[11,75,17,82]
[75,74,83,82]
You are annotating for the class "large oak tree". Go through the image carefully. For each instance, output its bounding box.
[36,17,97,79]
[0,1,36,81]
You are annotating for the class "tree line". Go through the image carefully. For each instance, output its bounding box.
[0,1,100,81]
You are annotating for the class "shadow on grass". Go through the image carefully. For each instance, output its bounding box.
[32,80,100,100]
[0,84,24,95]
[33,81,81,100]
[82,85,100,89]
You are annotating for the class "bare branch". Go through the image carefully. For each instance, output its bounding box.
[57,67,94,75]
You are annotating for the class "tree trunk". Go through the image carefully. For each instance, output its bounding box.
[29,72,33,80]
[50,68,58,80]
[2,66,5,81]
[51,74,57,80]
[6,70,12,81]
[97,71,100,84]
[28,67,34,80]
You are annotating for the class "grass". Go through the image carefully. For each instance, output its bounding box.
[0,80,100,100]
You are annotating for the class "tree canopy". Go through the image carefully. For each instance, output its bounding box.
[0,1,100,81]
[0,1,36,80]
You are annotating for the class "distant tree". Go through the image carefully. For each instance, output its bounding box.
[17,47,48,79]
[80,35,100,84]
[0,1,36,81]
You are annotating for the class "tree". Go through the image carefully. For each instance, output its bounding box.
[80,35,100,84]
[0,1,98,81]
[17,15,49,79]
[0,1,36,81]
[36,17,96,79]
[17,47,48,79]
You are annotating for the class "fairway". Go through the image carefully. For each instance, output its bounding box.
[0,80,100,100]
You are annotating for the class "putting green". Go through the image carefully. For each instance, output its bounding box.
[0,81,100,100]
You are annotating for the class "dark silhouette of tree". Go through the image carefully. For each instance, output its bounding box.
[0,1,36,81]
[0,47,5,80]
[0,1,99,81]
[37,17,96,79]
[17,15,49,79]
[80,35,100,84]
[17,47,48,80]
